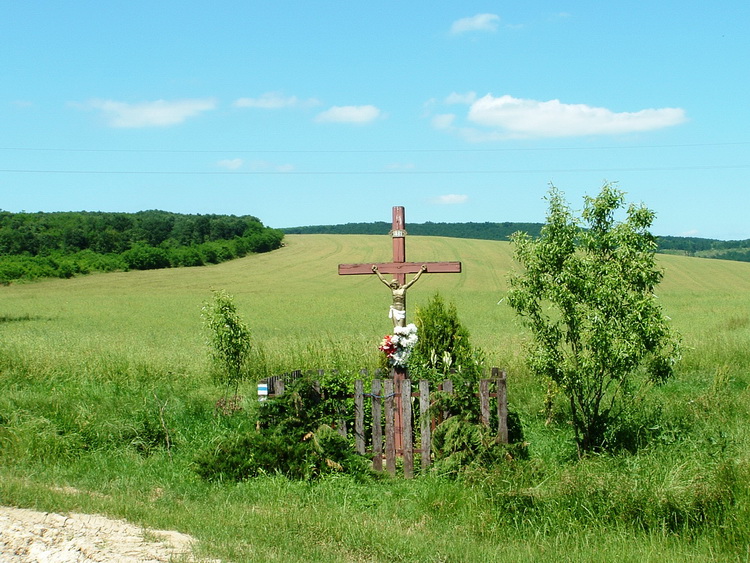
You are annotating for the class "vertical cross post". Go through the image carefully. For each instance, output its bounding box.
[391,206,407,286]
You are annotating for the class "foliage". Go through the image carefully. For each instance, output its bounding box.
[408,293,485,385]
[122,243,171,270]
[283,220,545,241]
[657,234,750,261]
[430,413,527,476]
[0,209,284,281]
[406,293,488,431]
[201,290,252,401]
[508,183,681,454]
[194,375,370,481]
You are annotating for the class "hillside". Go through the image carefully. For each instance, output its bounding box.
[2,233,750,561]
[282,221,750,263]
[3,233,748,372]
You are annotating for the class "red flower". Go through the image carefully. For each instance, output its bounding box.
[378,335,397,357]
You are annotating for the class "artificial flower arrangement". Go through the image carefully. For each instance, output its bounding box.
[378,323,418,367]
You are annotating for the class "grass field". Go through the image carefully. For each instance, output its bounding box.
[1,234,750,561]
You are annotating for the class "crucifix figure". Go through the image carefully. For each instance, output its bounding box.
[372,263,427,327]
[338,206,461,326]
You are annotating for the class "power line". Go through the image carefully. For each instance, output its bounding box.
[1,164,749,175]
[0,141,748,155]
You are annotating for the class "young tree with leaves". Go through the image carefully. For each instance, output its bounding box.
[202,289,252,403]
[507,183,680,454]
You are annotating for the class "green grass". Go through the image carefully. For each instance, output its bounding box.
[1,234,750,561]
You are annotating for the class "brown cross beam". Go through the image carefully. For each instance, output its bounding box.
[338,206,462,286]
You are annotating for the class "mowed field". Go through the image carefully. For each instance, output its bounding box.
[4,233,748,375]
[0,234,526,376]
[2,234,750,562]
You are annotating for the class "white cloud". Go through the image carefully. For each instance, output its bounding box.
[464,94,686,139]
[432,194,469,205]
[450,13,500,35]
[218,158,243,170]
[445,91,477,105]
[315,105,381,124]
[431,114,456,130]
[233,92,319,109]
[81,98,216,128]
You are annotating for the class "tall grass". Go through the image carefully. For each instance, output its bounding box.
[1,235,750,561]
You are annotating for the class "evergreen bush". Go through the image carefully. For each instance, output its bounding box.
[194,375,370,481]
[408,293,485,386]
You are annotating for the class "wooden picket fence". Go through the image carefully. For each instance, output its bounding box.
[262,367,508,478]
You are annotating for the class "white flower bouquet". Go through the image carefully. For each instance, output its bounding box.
[378,323,418,367]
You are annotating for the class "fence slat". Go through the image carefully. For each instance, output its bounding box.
[401,379,413,479]
[480,379,490,427]
[494,368,509,444]
[384,380,396,475]
[354,379,365,455]
[419,380,431,470]
[372,379,383,471]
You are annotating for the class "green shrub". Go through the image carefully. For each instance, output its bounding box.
[194,424,367,481]
[194,376,370,481]
[430,416,527,476]
[168,246,204,267]
[409,293,485,385]
[508,184,681,454]
[122,243,171,270]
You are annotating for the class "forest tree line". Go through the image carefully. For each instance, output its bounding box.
[283,222,750,262]
[0,210,284,283]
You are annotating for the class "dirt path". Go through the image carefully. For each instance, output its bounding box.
[0,505,207,562]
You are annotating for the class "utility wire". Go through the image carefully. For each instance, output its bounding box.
[0,141,749,155]
[1,164,749,175]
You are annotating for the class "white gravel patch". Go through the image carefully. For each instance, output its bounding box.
[0,506,207,562]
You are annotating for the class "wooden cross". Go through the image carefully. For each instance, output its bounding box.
[338,206,462,324]
[338,206,462,458]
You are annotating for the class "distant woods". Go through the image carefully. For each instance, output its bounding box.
[0,210,284,283]
[3,212,748,284]
[283,220,545,241]
[283,222,750,263]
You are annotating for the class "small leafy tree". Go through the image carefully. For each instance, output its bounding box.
[202,289,252,403]
[507,183,680,454]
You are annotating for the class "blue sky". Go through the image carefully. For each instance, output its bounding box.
[2,1,748,239]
